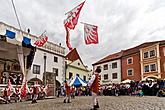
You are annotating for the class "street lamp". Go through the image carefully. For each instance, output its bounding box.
[44,53,47,86]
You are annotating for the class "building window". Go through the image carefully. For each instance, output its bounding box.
[150,64,156,71]
[53,68,58,76]
[127,57,133,64]
[54,56,58,62]
[76,74,79,77]
[112,73,117,79]
[69,72,73,79]
[112,62,117,69]
[150,50,155,57]
[33,65,40,74]
[104,74,108,80]
[144,65,149,72]
[83,75,86,81]
[144,52,149,58]
[127,69,133,76]
[97,66,101,69]
[103,64,108,70]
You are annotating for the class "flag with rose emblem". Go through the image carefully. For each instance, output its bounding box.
[84,23,98,45]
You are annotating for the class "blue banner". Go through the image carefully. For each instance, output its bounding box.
[23,36,31,45]
[6,30,15,39]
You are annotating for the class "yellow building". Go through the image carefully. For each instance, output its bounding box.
[65,48,90,82]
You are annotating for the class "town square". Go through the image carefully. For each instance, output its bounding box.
[0,0,165,110]
[1,96,165,110]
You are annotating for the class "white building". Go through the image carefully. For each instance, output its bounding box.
[92,51,123,85]
[26,42,65,87]
[0,22,65,89]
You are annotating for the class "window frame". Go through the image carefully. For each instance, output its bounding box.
[150,63,156,72]
[54,56,58,62]
[127,68,133,76]
[149,50,156,57]
[112,62,117,69]
[33,65,40,74]
[144,51,149,58]
[53,68,58,76]
[103,64,108,70]
[127,57,133,65]
[69,72,73,79]
[144,65,150,73]
[112,73,117,79]
[103,74,108,80]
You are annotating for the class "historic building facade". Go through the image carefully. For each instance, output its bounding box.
[65,48,90,82]
[93,40,165,85]
[92,51,123,85]
[0,22,65,91]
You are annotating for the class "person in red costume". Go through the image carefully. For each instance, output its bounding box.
[14,85,21,102]
[88,68,101,110]
[63,80,71,103]
[32,82,38,103]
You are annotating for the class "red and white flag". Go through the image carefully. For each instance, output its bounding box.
[34,34,48,47]
[64,1,85,30]
[7,79,12,96]
[21,77,27,98]
[84,23,99,45]
[64,1,85,50]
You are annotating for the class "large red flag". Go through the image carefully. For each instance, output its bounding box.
[21,77,27,98]
[21,82,26,98]
[64,1,85,50]
[64,26,73,50]
[64,1,85,30]
[84,23,99,45]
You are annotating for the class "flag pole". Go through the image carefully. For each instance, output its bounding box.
[65,0,86,15]
[80,22,97,27]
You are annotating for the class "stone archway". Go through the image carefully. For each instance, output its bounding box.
[143,75,159,81]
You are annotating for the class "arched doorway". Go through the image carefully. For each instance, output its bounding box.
[143,75,159,81]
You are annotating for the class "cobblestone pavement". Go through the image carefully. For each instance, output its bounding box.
[0,96,165,110]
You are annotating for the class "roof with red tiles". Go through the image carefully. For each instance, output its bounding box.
[65,48,82,62]
[92,40,165,65]
[122,40,165,57]
[92,51,123,65]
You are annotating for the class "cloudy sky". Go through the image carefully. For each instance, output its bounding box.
[1,0,165,69]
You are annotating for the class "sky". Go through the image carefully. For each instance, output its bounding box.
[1,0,165,69]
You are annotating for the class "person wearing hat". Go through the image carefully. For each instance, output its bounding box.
[88,68,101,110]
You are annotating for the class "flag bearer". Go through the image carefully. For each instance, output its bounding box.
[88,68,101,110]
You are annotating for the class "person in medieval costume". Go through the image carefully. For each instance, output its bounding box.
[3,87,9,103]
[14,85,21,102]
[63,80,71,103]
[32,82,38,103]
[88,68,101,110]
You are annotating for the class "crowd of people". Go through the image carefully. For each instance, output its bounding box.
[101,80,165,97]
